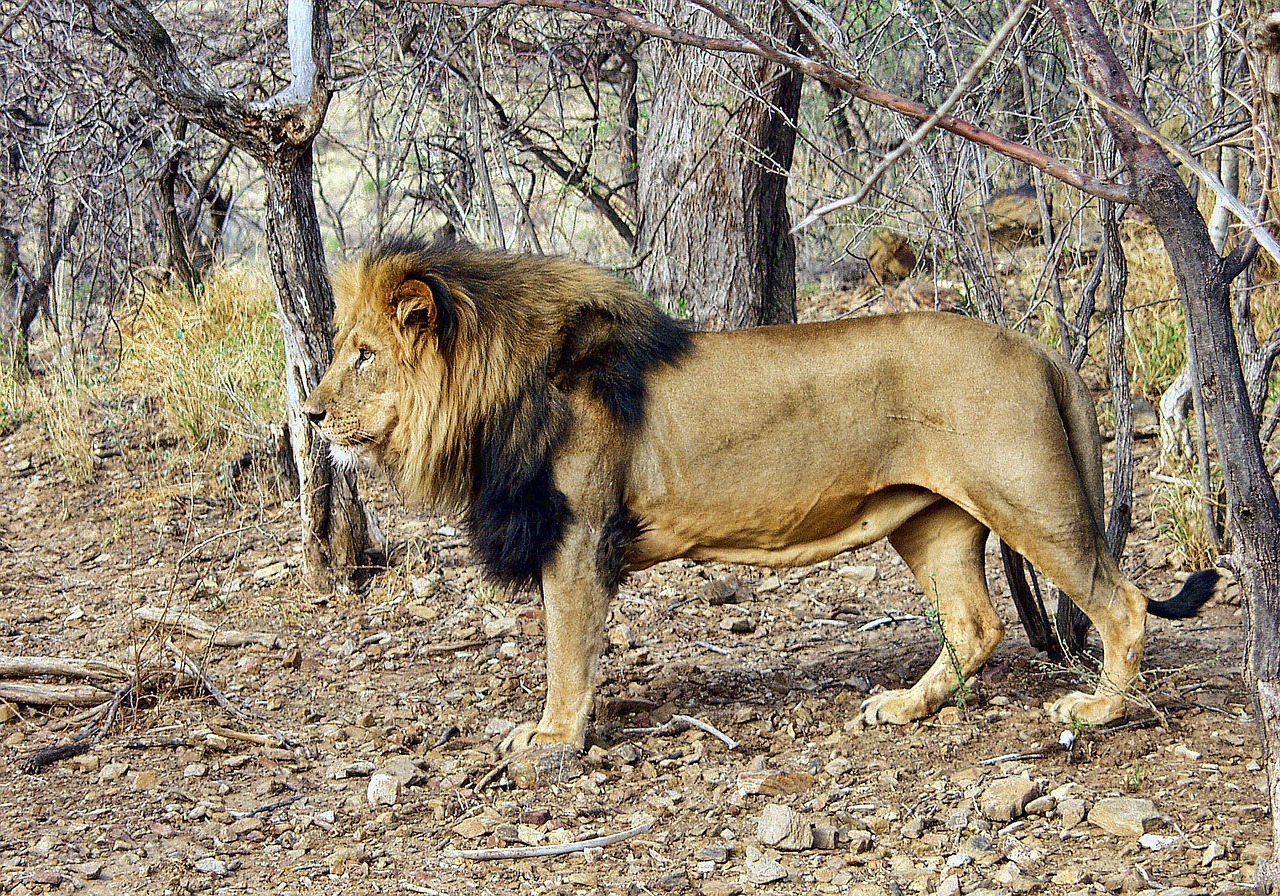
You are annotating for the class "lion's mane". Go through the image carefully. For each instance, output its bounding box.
[339,237,691,590]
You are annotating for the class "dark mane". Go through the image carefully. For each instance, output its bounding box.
[372,240,691,590]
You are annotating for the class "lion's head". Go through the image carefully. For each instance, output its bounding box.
[303,238,690,588]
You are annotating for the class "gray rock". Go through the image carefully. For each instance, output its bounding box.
[743,847,789,884]
[756,804,813,851]
[1059,798,1088,830]
[979,774,1039,822]
[812,824,839,850]
[936,875,962,896]
[698,844,731,863]
[194,857,227,875]
[366,772,402,806]
[1088,797,1159,838]
[380,756,425,786]
[847,830,874,853]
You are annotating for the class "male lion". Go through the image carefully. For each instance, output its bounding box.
[302,239,1216,753]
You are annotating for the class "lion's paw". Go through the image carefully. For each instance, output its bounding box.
[1046,691,1125,726]
[860,690,929,727]
[499,722,541,755]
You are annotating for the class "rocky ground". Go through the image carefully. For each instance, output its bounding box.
[0,295,1269,896]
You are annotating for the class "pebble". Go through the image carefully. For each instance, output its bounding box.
[508,745,585,788]
[366,772,401,806]
[838,565,878,586]
[743,846,789,884]
[756,804,813,851]
[701,883,744,896]
[979,774,1039,822]
[183,763,208,778]
[901,816,925,839]
[936,875,961,896]
[698,845,731,864]
[99,762,129,783]
[380,756,425,786]
[132,770,158,790]
[1058,798,1088,830]
[1088,797,1159,837]
[1139,832,1182,851]
[812,823,839,850]
[736,770,815,796]
[720,617,755,634]
[846,830,874,853]
[194,857,227,875]
[1201,840,1225,866]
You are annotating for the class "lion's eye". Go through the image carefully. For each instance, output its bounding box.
[355,347,373,370]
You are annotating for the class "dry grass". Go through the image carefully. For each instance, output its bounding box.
[120,267,284,460]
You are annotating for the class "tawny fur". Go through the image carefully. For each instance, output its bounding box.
[304,242,1215,755]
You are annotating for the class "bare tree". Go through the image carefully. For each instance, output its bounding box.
[635,0,802,328]
[85,0,381,586]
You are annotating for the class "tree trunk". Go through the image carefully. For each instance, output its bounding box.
[1049,2,1280,888]
[88,0,381,587]
[636,0,802,329]
[263,154,378,584]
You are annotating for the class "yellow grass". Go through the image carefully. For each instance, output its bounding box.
[120,267,284,459]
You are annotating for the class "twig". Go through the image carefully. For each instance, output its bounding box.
[0,656,130,680]
[474,757,513,791]
[794,0,1035,228]
[167,642,255,720]
[625,714,739,751]
[856,614,926,632]
[134,605,280,649]
[694,641,733,655]
[981,750,1044,765]
[421,638,488,656]
[442,820,653,860]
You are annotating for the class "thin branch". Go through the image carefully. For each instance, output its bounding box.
[419,0,1132,203]
[1074,78,1280,268]
[442,820,653,860]
[794,0,1034,230]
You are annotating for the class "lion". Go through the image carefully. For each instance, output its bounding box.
[302,239,1217,753]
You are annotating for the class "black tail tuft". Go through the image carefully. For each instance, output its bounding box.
[1148,569,1219,619]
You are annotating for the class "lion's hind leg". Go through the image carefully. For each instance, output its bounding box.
[861,500,1004,726]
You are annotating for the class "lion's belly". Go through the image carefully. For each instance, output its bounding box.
[627,481,941,568]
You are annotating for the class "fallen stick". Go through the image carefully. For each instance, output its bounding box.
[133,605,280,648]
[0,656,130,680]
[625,714,739,751]
[441,820,653,860]
[856,614,926,632]
[0,682,110,706]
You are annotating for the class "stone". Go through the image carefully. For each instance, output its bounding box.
[901,816,925,839]
[979,775,1039,822]
[756,804,812,851]
[811,824,839,850]
[847,830,874,853]
[1059,798,1088,830]
[508,745,585,788]
[697,845,731,864]
[132,770,159,790]
[1201,840,1225,866]
[1139,833,1181,851]
[380,756,425,786]
[720,617,755,634]
[1088,797,1159,838]
[736,770,815,797]
[704,576,750,605]
[743,847,789,885]
[1025,795,1056,816]
[838,565,879,586]
[936,875,962,896]
[69,861,104,880]
[228,817,263,838]
[99,762,129,783]
[183,763,208,778]
[701,883,744,896]
[193,857,227,875]
[366,773,402,806]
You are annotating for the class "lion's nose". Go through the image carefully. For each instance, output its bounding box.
[301,400,325,425]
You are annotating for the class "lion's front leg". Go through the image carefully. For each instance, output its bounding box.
[501,527,611,754]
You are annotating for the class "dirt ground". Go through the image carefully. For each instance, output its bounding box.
[0,299,1270,896]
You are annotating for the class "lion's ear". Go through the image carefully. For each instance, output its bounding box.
[392,276,456,351]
